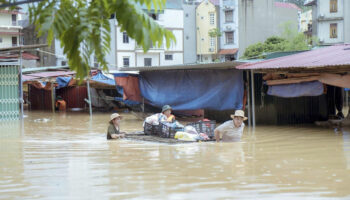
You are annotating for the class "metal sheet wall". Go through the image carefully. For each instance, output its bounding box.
[0,65,19,121]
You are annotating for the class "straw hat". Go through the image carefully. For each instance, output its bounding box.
[230,110,248,121]
[161,105,172,113]
[110,113,122,121]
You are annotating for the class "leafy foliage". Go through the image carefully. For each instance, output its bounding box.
[1,0,176,79]
[243,21,318,59]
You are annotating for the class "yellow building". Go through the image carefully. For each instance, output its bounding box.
[196,0,218,62]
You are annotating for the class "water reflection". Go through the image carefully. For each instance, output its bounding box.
[0,111,349,199]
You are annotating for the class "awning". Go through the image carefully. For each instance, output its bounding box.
[219,49,238,55]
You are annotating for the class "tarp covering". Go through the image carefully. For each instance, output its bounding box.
[267,81,324,98]
[91,72,115,86]
[139,69,244,110]
[56,77,72,89]
[319,73,350,89]
[115,76,142,102]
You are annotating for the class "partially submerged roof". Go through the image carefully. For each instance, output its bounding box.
[118,61,245,72]
[236,44,350,73]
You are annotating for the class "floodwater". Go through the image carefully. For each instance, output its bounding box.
[1,111,350,200]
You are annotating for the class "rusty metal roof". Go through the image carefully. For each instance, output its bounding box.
[236,44,350,72]
[219,49,238,55]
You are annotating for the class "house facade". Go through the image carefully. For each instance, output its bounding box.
[218,0,239,61]
[0,8,22,48]
[113,1,184,69]
[306,0,350,45]
[196,0,219,62]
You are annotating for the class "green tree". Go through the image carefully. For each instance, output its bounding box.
[243,21,317,59]
[208,28,222,62]
[1,0,176,79]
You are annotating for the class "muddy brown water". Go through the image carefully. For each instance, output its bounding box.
[1,111,350,199]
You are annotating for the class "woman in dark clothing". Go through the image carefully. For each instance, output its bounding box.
[107,113,125,140]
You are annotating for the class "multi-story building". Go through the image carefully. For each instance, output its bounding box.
[305,0,350,45]
[0,8,22,48]
[183,3,197,64]
[112,0,184,69]
[300,10,312,33]
[237,0,301,58]
[218,0,238,61]
[196,0,219,62]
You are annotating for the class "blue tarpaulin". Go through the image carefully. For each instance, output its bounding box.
[267,81,324,98]
[139,69,244,110]
[56,77,72,89]
[91,72,115,86]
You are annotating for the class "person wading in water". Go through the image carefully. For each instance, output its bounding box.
[107,113,126,140]
[214,110,247,142]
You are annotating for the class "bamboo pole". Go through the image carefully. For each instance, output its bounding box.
[250,70,256,127]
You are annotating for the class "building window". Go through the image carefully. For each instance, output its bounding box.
[144,58,152,66]
[330,0,338,13]
[209,13,215,25]
[149,13,159,20]
[123,57,130,67]
[225,10,233,23]
[12,14,16,26]
[12,37,17,47]
[210,37,215,47]
[165,54,173,60]
[123,32,129,43]
[61,61,67,66]
[330,23,337,38]
[225,31,234,44]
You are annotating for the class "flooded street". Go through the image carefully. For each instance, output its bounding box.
[1,111,350,199]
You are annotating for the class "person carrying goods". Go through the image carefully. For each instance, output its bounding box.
[214,110,247,142]
[107,113,126,140]
[160,105,176,123]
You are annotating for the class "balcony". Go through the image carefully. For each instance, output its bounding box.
[135,43,164,52]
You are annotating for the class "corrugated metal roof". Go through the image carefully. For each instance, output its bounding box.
[304,0,316,6]
[118,61,245,72]
[236,44,350,71]
[25,71,76,78]
[274,2,302,11]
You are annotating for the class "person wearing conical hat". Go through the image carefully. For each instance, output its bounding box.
[214,110,247,142]
[107,113,125,140]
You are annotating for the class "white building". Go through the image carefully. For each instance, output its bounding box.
[0,8,22,48]
[306,0,350,45]
[219,0,239,61]
[110,1,184,69]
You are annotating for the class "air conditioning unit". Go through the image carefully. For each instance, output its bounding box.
[226,25,232,30]
[319,38,324,43]
[319,14,325,19]
[209,48,214,52]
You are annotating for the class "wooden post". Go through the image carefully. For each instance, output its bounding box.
[51,81,55,113]
[87,78,92,116]
[246,71,251,127]
[250,70,256,127]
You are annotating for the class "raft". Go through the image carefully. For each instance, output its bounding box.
[125,132,215,144]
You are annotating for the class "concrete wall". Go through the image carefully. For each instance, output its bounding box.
[318,20,344,44]
[344,0,350,43]
[0,13,13,26]
[196,1,218,55]
[183,4,197,64]
[136,53,160,67]
[238,0,299,58]
[0,35,13,48]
